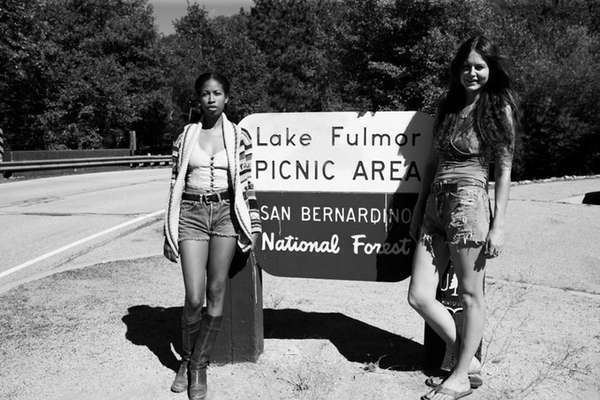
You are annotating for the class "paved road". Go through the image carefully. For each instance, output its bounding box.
[488,177,600,294]
[0,168,170,290]
[2,170,599,295]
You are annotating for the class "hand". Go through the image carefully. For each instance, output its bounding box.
[163,239,178,263]
[251,232,261,250]
[485,227,504,258]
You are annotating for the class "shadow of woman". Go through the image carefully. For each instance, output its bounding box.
[122,306,424,372]
[121,305,183,372]
[264,308,424,371]
[375,111,434,282]
[121,248,252,370]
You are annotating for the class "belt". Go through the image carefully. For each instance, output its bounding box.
[432,179,486,193]
[182,190,230,203]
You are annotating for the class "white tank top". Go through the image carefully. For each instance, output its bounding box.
[185,141,229,192]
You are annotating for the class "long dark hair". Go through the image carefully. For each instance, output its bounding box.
[435,35,518,152]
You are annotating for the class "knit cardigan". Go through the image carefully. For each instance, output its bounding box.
[164,114,261,256]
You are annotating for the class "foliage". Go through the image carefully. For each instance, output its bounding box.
[248,0,345,112]
[1,0,598,178]
[0,0,50,149]
[511,23,600,178]
[163,5,268,129]
[1,0,171,151]
[39,0,170,151]
[335,0,402,111]
[336,0,600,178]
[483,0,600,178]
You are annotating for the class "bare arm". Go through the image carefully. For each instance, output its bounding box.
[486,105,516,257]
[492,155,511,231]
[409,139,439,241]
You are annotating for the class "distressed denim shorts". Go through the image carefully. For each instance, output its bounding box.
[178,191,238,242]
[419,178,491,249]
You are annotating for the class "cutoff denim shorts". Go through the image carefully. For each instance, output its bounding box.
[419,178,491,250]
[178,190,238,242]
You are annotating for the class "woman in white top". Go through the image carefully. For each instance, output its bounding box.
[163,72,261,400]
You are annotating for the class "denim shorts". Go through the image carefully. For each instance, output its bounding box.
[178,193,238,242]
[419,178,491,249]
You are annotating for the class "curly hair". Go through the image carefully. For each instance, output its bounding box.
[435,35,519,155]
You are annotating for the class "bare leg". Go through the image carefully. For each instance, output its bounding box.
[205,236,237,317]
[187,237,234,400]
[170,240,210,392]
[429,244,485,399]
[180,240,210,321]
[452,245,485,375]
[408,236,456,346]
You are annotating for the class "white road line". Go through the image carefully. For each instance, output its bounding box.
[0,209,164,280]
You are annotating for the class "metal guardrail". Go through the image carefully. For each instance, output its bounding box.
[0,155,171,173]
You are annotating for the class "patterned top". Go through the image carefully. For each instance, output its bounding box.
[164,114,261,255]
[435,113,489,183]
[434,106,514,184]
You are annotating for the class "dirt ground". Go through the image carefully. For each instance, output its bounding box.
[1,177,599,400]
[0,256,598,400]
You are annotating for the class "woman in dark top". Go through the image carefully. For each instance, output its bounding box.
[408,36,518,400]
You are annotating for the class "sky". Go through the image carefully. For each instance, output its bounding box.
[149,0,253,35]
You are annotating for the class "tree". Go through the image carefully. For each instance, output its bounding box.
[2,0,597,177]
[37,0,170,150]
[248,0,345,112]
[0,0,51,149]
[0,0,172,151]
[163,3,268,128]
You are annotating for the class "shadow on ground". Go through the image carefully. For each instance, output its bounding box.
[264,308,423,371]
[122,306,424,372]
[122,305,182,372]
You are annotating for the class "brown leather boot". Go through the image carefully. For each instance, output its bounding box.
[171,314,202,393]
[188,368,207,400]
[171,361,188,393]
[188,314,222,400]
